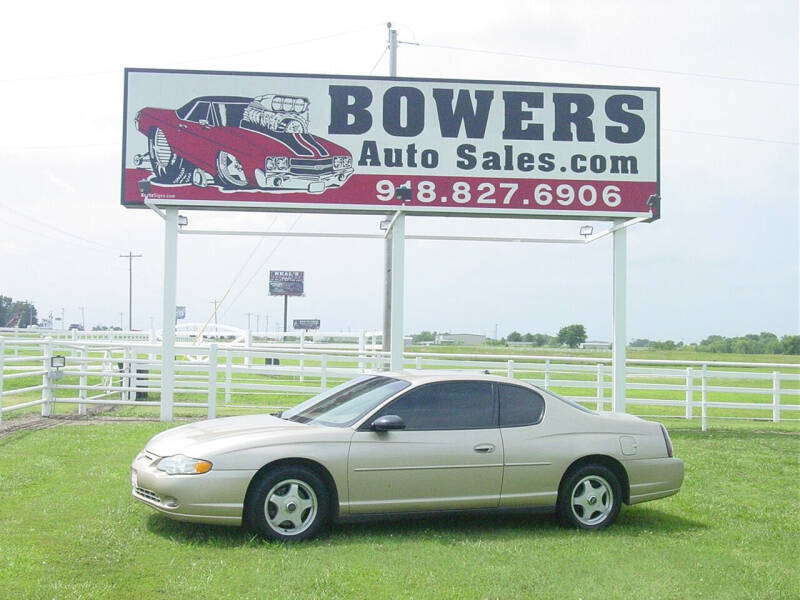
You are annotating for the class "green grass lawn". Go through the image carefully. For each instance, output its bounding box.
[0,421,797,599]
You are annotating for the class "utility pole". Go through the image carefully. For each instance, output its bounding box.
[255,314,260,331]
[79,306,85,329]
[119,312,124,330]
[246,312,254,331]
[209,299,219,326]
[382,22,398,356]
[119,251,142,330]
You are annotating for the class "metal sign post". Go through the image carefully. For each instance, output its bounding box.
[160,207,178,421]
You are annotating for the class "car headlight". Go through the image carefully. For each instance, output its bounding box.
[333,155,352,170]
[265,157,289,172]
[155,454,212,475]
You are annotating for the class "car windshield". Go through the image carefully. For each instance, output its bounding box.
[281,376,410,427]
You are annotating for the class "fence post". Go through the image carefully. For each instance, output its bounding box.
[41,338,53,417]
[0,338,5,426]
[358,330,366,373]
[224,350,232,405]
[300,333,305,382]
[320,354,327,392]
[507,359,514,379]
[701,364,708,432]
[207,343,218,419]
[772,371,780,423]
[685,367,693,420]
[596,364,603,411]
[78,347,87,416]
[544,359,551,388]
[123,347,131,403]
[415,355,422,370]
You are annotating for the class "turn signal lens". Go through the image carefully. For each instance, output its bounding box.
[195,461,212,474]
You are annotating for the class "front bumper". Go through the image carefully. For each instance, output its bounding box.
[130,451,254,526]
[625,457,684,505]
[253,168,354,193]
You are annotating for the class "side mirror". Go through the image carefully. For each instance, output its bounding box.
[370,414,406,432]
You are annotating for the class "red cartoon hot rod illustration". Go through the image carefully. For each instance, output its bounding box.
[132,95,354,193]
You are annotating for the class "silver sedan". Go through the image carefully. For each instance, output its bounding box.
[131,372,684,541]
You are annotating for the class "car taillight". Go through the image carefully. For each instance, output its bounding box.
[660,424,674,457]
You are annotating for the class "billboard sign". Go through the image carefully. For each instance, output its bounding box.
[293,319,320,330]
[175,306,186,320]
[269,270,304,296]
[122,68,658,220]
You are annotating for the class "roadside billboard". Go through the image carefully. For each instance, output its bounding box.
[293,319,320,330]
[122,68,659,219]
[269,271,304,296]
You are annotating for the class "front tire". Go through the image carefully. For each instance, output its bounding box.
[245,465,330,541]
[215,151,249,188]
[557,465,621,530]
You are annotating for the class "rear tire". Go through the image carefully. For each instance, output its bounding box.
[245,465,330,542]
[557,464,621,530]
[147,127,193,184]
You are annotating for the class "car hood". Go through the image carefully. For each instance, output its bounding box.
[146,413,320,457]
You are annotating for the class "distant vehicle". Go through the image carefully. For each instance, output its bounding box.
[131,372,684,541]
[133,95,354,193]
[68,324,83,331]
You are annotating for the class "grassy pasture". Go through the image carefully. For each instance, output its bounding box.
[0,421,797,599]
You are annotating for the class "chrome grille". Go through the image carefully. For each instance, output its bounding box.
[135,487,161,504]
[290,158,333,176]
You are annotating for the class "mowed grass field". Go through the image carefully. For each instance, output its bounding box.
[0,421,797,599]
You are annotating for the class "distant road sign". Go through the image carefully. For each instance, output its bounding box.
[176,306,186,320]
[293,319,320,330]
[269,270,304,296]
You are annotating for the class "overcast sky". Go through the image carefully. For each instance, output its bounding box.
[0,0,797,342]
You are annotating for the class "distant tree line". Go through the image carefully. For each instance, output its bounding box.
[0,295,38,328]
[632,332,799,355]
[413,324,589,349]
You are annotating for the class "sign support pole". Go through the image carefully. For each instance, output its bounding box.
[612,221,627,413]
[283,295,288,333]
[390,211,405,371]
[160,207,178,421]
[382,25,399,360]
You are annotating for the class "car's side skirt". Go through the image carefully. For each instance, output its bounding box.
[334,505,557,523]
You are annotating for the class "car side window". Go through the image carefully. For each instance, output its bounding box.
[498,384,545,427]
[185,102,210,123]
[375,381,495,430]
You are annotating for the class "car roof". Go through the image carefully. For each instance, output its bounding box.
[381,370,536,388]
[190,96,252,104]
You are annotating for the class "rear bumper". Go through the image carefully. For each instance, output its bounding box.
[624,457,684,505]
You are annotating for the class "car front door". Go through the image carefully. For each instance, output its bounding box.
[347,381,503,514]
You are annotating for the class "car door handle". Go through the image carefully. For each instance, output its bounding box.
[178,123,188,129]
[473,444,495,453]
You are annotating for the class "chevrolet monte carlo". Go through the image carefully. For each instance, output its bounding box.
[131,372,683,541]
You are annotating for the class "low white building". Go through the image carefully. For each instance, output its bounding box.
[435,333,486,346]
[581,340,611,350]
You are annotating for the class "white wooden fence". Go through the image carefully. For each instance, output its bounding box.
[1,330,798,431]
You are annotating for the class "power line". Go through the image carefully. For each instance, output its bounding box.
[0,23,386,84]
[0,201,119,251]
[411,41,798,87]
[663,128,797,146]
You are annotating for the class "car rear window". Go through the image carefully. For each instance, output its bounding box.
[498,384,544,427]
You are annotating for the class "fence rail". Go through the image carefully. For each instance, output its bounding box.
[1,331,798,430]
